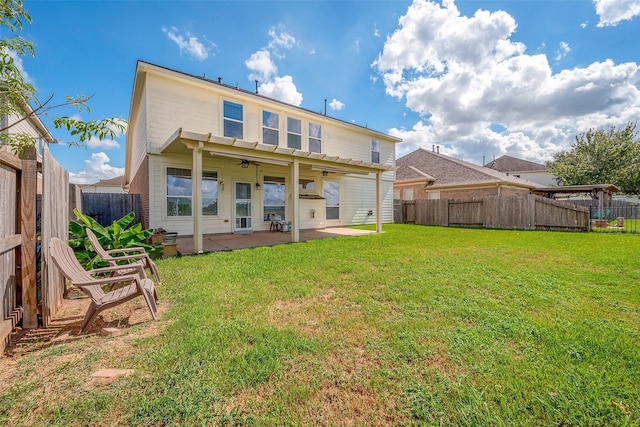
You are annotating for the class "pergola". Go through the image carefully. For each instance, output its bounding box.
[160,128,396,254]
[531,184,620,220]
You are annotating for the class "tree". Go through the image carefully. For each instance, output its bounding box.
[548,122,640,195]
[0,0,125,155]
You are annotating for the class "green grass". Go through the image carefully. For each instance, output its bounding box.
[1,224,639,426]
[592,217,640,234]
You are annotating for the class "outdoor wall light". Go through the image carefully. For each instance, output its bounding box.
[240,159,250,168]
[256,182,261,190]
[322,171,328,176]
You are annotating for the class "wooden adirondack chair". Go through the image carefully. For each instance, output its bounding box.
[85,228,162,286]
[49,237,158,334]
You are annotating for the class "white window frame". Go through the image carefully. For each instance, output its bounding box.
[371,139,380,163]
[262,110,279,146]
[202,171,219,216]
[166,167,192,217]
[223,100,244,139]
[309,122,322,153]
[287,117,302,149]
[324,180,340,221]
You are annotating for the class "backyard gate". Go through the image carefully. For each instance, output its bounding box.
[0,145,69,351]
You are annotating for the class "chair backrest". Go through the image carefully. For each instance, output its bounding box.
[49,238,96,284]
[85,228,114,262]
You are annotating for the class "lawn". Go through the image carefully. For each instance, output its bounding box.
[1,224,639,426]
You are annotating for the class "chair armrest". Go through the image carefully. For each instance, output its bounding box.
[107,253,149,262]
[89,263,146,277]
[74,273,141,288]
[106,247,146,256]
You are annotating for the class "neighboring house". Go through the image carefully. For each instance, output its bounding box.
[0,101,56,155]
[394,148,543,200]
[80,175,127,194]
[0,101,56,194]
[484,154,557,187]
[124,61,401,253]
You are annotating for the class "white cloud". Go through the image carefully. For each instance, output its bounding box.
[69,152,124,185]
[580,21,589,28]
[86,136,119,149]
[246,25,303,106]
[4,50,32,84]
[594,0,640,27]
[258,76,303,106]
[329,99,345,111]
[555,41,570,61]
[373,0,640,164]
[268,27,296,51]
[246,50,278,82]
[162,26,214,61]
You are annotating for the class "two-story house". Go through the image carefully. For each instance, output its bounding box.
[124,61,401,254]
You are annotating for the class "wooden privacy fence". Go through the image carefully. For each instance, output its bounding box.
[41,146,69,327]
[0,146,26,351]
[81,193,141,227]
[0,145,68,351]
[397,195,589,231]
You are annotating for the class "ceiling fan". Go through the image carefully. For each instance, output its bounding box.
[237,159,261,168]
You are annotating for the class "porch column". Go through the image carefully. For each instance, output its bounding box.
[376,170,382,233]
[192,141,203,254]
[291,157,300,242]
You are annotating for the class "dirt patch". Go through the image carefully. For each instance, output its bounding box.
[0,288,172,396]
[267,289,337,337]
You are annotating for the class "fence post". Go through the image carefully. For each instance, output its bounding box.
[19,147,38,329]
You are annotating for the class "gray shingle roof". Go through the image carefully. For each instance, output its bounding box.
[484,155,548,172]
[396,149,543,188]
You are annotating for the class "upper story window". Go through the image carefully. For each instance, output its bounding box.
[223,100,243,139]
[262,110,279,146]
[371,139,380,163]
[309,123,321,153]
[287,117,301,149]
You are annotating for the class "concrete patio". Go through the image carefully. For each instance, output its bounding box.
[173,227,376,255]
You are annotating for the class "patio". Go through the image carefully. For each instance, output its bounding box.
[174,227,376,255]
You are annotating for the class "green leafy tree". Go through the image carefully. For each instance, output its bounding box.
[548,122,640,195]
[0,0,125,155]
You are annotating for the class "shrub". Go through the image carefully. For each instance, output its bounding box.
[68,208,161,269]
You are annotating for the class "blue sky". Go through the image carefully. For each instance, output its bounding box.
[14,0,640,183]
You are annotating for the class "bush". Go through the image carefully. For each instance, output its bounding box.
[69,208,161,269]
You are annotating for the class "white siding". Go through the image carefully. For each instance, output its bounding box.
[129,87,149,180]
[2,111,47,153]
[517,171,557,187]
[147,74,218,151]
[299,198,326,229]
[340,175,394,225]
[145,71,397,165]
